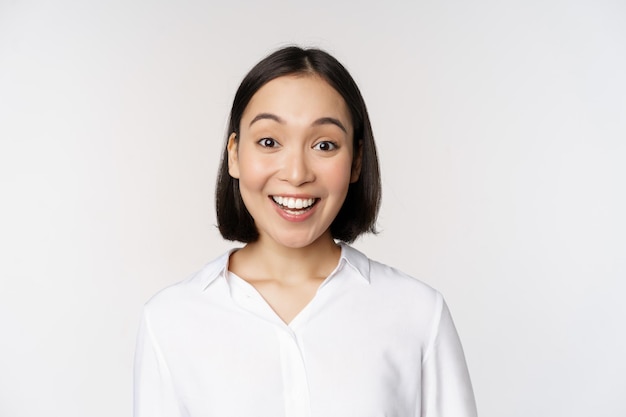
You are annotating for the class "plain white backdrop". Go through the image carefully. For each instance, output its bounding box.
[1,0,625,416]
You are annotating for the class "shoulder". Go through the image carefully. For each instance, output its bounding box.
[370,257,442,308]
[340,244,446,344]
[142,250,232,314]
[342,243,442,308]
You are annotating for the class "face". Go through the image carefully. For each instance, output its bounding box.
[228,74,361,249]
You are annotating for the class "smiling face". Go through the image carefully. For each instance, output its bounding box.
[227,74,361,250]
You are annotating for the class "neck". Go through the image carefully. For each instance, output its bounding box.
[230,233,341,284]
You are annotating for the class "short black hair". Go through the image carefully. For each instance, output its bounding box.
[216,46,381,243]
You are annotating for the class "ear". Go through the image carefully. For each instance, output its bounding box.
[227,132,240,179]
[350,140,363,183]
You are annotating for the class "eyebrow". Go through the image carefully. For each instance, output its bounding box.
[312,117,347,133]
[249,113,348,133]
[249,113,284,126]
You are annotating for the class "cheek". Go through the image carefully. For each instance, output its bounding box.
[236,153,268,190]
[323,157,354,192]
[235,154,274,223]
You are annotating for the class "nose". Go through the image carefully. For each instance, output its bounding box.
[280,148,315,186]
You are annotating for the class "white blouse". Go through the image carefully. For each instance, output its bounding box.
[134,243,477,417]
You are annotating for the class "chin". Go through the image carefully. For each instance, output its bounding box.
[269,231,328,250]
[276,238,316,250]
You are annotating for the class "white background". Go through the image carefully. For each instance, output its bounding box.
[1,0,625,416]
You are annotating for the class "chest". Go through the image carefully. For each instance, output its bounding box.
[162,297,426,417]
[249,278,325,325]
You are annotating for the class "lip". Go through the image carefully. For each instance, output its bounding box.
[269,195,319,222]
[270,193,318,199]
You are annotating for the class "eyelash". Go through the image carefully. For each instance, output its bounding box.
[258,137,279,148]
[256,138,339,151]
[313,141,338,151]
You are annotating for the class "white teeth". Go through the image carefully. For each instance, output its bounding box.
[272,196,315,209]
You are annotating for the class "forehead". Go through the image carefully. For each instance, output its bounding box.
[241,75,352,129]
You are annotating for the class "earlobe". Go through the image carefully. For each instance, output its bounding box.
[350,140,363,183]
[227,133,240,179]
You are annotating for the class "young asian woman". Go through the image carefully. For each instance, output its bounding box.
[133,46,477,417]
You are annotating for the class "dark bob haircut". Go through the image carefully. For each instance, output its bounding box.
[216,46,381,243]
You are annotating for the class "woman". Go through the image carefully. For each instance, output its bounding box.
[134,46,477,417]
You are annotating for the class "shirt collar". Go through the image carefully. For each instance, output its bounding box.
[197,248,237,291]
[198,242,371,291]
[336,242,371,283]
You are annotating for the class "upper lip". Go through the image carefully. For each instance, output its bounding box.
[269,193,318,199]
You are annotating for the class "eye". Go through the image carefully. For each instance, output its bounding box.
[258,137,279,148]
[313,141,338,151]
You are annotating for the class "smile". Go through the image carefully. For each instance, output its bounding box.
[271,196,318,213]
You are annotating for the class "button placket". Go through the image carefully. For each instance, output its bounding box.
[275,326,311,417]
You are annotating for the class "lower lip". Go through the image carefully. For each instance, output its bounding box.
[270,198,318,222]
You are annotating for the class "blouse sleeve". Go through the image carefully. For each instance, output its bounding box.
[421,294,477,417]
[133,309,182,417]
